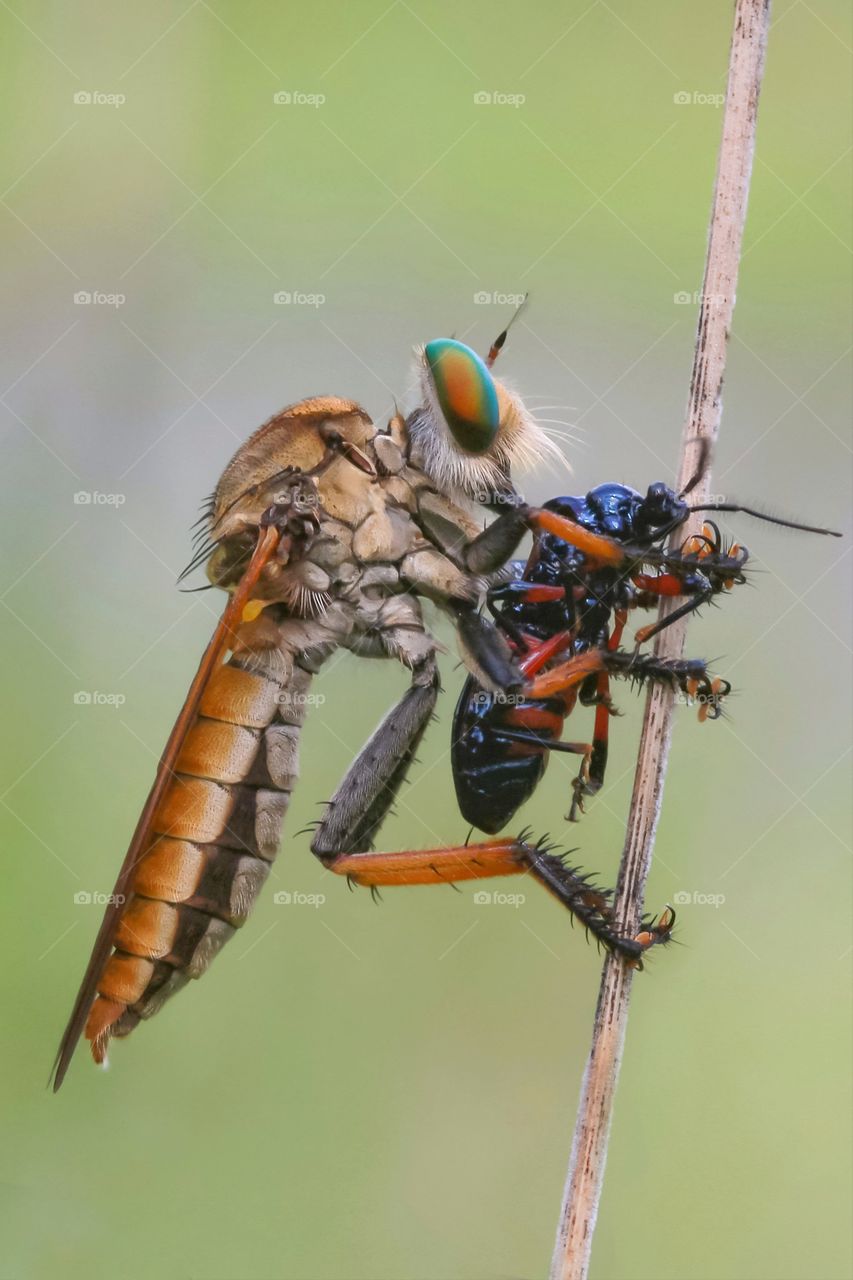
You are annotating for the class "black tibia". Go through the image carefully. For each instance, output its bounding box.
[519,838,674,962]
[460,503,530,575]
[568,711,611,825]
[634,588,715,643]
[578,674,608,708]
[494,732,590,755]
[566,650,726,819]
[453,604,522,692]
[588,736,608,791]
[311,658,440,859]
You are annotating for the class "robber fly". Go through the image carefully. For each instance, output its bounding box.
[53,319,680,1089]
[452,465,841,835]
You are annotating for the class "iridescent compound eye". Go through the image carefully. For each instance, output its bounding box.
[424,338,500,455]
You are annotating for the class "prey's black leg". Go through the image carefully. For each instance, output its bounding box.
[568,613,625,822]
[493,731,591,756]
[633,588,714,645]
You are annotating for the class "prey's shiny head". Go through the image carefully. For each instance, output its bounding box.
[408,337,562,503]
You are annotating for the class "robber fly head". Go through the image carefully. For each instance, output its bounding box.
[407,308,562,503]
[190,398,379,593]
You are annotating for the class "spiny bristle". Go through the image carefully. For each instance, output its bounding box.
[190,493,216,531]
[177,538,220,584]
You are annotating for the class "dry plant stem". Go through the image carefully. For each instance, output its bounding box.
[549,3,772,1278]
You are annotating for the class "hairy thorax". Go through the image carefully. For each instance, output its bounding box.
[204,397,486,676]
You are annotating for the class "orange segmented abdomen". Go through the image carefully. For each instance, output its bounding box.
[85,656,314,1062]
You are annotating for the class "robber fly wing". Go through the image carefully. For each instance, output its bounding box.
[51,526,282,1090]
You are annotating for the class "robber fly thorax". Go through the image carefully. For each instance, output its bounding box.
[204,347,561,681]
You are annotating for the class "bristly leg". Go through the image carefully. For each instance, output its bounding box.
[519,835,675,964]
[604,650,730,721]
[327,829,673,964]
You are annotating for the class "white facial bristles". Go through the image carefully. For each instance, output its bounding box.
[408,355,567,503]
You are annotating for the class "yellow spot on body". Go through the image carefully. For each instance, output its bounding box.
[242,599,266,623]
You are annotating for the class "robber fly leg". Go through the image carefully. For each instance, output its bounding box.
[308,623,668,957]
[452,603,524,693]
[311,652,441,860]
[398,541,525,693]
[517,841,676,963]
[459,504,535,576]
[317,821,674,962]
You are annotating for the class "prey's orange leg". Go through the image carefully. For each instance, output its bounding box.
[528,508,627,566]
[567,611,627,822]
[525,649,608,699]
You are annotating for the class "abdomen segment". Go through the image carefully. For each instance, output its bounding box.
[84,655,312,1061]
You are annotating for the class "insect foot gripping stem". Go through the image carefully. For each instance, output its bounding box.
[602,650,732,723]
[631,907,677,965]
[517,835,676,966]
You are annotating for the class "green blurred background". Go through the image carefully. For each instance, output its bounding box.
[1,4,850,1278]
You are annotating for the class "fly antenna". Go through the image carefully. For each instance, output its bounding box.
[688,503,842,537]
[485,293,528,368]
